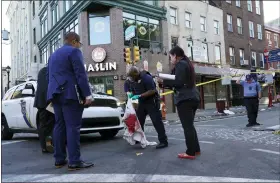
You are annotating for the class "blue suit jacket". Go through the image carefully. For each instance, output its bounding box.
[47,44,91,102]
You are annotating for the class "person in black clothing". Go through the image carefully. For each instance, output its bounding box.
[127,66,168,149]
[158,46,201,159]
[34,67,55,153]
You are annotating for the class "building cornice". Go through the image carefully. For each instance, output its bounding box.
[265,25,280,34]
[37,0,167,49]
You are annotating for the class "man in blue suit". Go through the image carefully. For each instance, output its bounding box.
[47,32,93,170]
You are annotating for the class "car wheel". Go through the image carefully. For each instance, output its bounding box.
[1,115,14,140]
[99,129,119,139]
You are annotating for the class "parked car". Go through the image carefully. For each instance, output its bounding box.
[1,81,124,140]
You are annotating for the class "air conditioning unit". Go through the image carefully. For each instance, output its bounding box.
[240,59,249,66]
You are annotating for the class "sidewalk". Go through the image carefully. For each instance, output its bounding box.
[146,103,279,125]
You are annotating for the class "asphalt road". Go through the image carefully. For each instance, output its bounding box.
[2,110,280,182]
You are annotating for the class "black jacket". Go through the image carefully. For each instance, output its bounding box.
[34,67,48,109]
[163,60,200,105]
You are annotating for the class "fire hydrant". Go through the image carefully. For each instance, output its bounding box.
[161,101,166,120]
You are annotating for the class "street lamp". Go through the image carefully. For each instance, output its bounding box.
[6,66,11,90]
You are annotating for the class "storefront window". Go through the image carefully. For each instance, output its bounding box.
[89,14,111,45]
[88,76,114,95]
[123,12,161,50]
[50,34,61,53]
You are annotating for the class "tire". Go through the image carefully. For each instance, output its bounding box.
[99,129,119,139]
[1,115,14,140]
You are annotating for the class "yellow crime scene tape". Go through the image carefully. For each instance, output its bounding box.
[119,70,280,104]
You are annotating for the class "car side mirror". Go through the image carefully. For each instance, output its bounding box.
[22,89,34,97]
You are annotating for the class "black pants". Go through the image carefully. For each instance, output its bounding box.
[38,109,55,149]
[136,101,168,143]
[177,100,200,156]
[244,98,259,125]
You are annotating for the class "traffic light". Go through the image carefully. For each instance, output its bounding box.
[123,47,131,64]
[133,46,141,63]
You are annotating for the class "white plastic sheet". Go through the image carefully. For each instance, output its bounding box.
[122,99,157,148]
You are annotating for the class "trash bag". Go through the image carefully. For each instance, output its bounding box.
[122,99,157,148]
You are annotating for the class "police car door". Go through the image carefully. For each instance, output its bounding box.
[11,83,36,129]
[17,83,36,129]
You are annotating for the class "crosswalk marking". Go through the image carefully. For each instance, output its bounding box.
[251,149,280,155]
[1,140,27,145]
[2,173,279,182]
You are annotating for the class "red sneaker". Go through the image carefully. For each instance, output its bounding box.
[178,153,195,160]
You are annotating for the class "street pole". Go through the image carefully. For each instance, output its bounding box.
[7,70,10,90]
[267,56,273,107]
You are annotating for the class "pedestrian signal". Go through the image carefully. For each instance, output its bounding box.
[124,48,131,64]
[133,46,141,63]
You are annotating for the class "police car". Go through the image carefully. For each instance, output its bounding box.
[1,80,124,140]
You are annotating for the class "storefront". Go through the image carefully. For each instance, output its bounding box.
[78,4,170,107]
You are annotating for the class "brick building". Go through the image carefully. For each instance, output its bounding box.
[215,0,266,106]
[10,0,172,108]
[264,25,280,69]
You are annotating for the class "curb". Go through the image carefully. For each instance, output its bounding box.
[145,107,279,126]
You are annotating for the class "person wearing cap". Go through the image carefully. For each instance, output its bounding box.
[236,74,261,127]
[47,32,94,170]
[126,66,168,149]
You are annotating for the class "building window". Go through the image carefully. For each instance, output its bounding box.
[214,20,219,35]
[185,12,191,28]
[226,0,231,4]
[65,1,70,12]
[64,18,78,34]
[89,76,114,95]
[200,16,206,32]
[249,21,254,38]
[215,45,221,64]
[25,41,29,71]
[89,14,111,45]
[52,2,59,27]
[257,24,262,40]
[143,1,158,6]
[251,51,256,67]
[40,9,48,38]
[50,34,61,53]
[25,15,27,33]
[33,28,36,44]
[255,0,261,15]
[202,43,208,62]
[259,53,264,68]
[274,34,279,48]
[247,0,252,12]
[229,47,235,65]
[267,33,271,40]
[236,0,241,7]
[40,46,49,64]
[123,12,161,50]
[239,49,244,64]
[186,41,193,60]
[227,14,233,32]
[171,37,178,48]
[39,0,42,6]
[32,1,35,17]
[237,18,242,34]
[170,7,177,25]
[34,55,37,63]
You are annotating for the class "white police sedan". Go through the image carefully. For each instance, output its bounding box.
[1,81,124,140]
